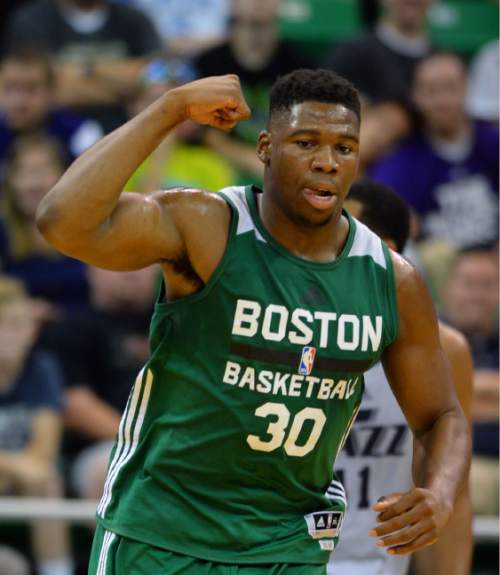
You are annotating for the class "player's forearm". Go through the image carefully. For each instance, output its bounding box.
[413,406,471,510]
[412,485,472,575]
[36,88,186,241]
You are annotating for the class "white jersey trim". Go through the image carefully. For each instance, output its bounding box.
[220,186,266,242]
[98,367,153,517]
[347,218,387,270]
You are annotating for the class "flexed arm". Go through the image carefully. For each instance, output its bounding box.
[36,75,250,271]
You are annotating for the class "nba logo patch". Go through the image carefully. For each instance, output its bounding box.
[299,346,316,375]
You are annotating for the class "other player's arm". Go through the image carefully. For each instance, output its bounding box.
[412,324,474,575]
[372,253,471,555]
[36,75,250,271]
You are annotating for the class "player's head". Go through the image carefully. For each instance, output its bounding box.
[380,0,433,35]
[257,69,361,228]
[442,246,499,336]
[267,69,361,124]
[345,179,410,253]
[230,0,282,66]
[0,49,55,131]
[0,278,39,389]
[3,133,66,259]
[412,52,468,137]
[5,133,65,221]
[87,265,158,313]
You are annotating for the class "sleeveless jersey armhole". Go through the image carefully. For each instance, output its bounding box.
[382,242,400,346]
[154,192,240,308]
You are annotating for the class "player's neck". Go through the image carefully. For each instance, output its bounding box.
[257,191,349,263]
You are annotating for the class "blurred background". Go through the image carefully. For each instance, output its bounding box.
[0,1,497,574]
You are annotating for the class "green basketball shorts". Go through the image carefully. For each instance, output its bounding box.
[89,524,328,575]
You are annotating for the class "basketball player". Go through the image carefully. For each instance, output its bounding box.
[329,179,473,575]
[35,70,470,574]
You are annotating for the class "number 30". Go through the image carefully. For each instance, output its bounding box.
[247,402,326,457]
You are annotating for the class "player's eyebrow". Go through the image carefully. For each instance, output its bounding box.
[289,129,359,143]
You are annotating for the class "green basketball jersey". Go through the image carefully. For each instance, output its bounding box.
[96,185,399,565]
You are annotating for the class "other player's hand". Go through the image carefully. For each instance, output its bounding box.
[368,488,453,555]
[173,75,251,132]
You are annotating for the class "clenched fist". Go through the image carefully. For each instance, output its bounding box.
[173,75,251,132]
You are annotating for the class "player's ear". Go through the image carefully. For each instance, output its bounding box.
[257,131,271,165]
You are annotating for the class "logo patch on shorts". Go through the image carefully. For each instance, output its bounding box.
[319,539,335,551]
[299,346,316,375]
[305,510,343,539]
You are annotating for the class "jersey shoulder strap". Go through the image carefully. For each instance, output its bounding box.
[347,217,388,270]
[218,185,267,241]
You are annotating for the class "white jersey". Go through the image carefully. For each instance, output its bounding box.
[329,362,413,575]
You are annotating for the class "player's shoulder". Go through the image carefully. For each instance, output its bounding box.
[151,187,231,241]
[152,187,230,216]
[438,321,471,360]
[388,250,424,292]
[387,252,440,336]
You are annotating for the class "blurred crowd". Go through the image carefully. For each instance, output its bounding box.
[0,0,497,573]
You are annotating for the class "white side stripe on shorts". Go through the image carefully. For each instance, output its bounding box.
[97,530,116,575]
[98,367,153,516]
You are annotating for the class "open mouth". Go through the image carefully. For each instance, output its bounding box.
[302,187,337,210]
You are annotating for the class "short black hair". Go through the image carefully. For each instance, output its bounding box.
[269,68,361,122]
[348,179,410,254]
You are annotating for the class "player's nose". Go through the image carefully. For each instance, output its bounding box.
[311,146,338,173]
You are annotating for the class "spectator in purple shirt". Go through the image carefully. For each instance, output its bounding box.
[370,52,499,250]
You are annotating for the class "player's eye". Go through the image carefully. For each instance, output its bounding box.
[296,140,315,149]
[337,144,353,155]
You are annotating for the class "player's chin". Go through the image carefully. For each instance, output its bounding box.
[298,207,336,228]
